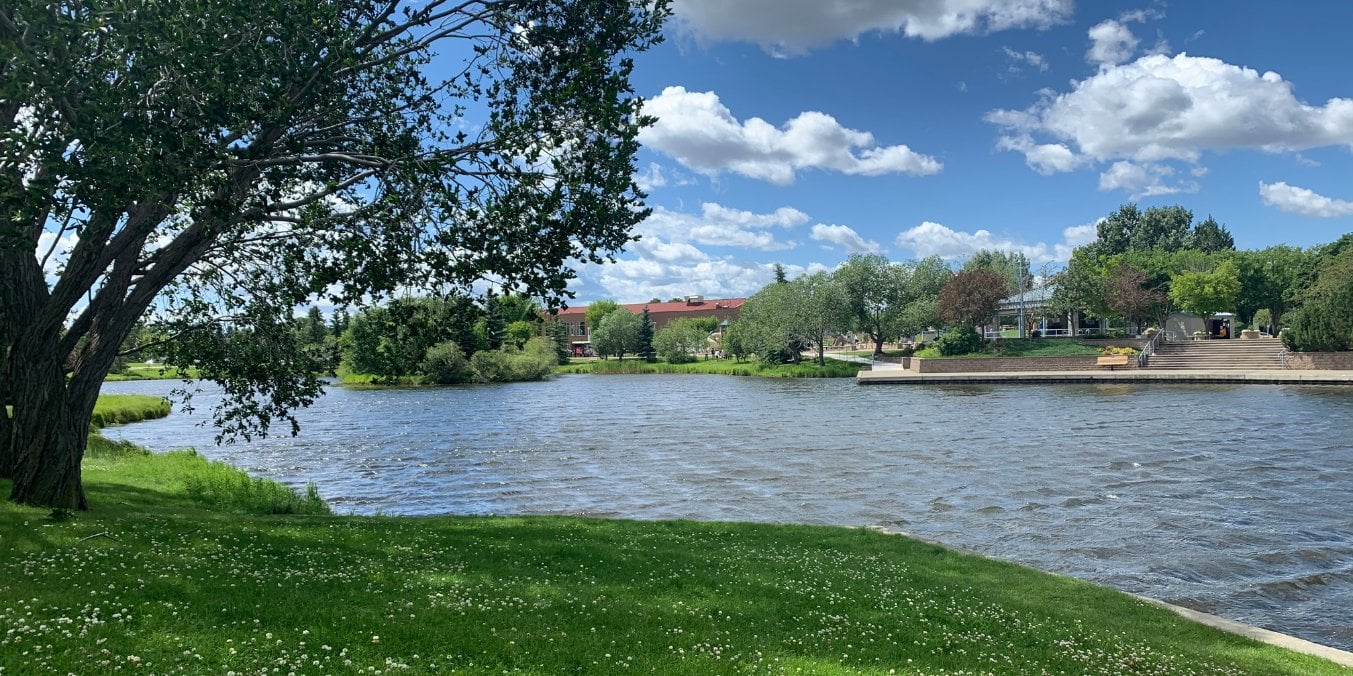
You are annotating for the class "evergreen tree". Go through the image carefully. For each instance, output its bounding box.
[638,306,657,362]
[773,263,789,284]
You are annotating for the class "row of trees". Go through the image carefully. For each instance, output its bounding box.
[728,253,1024,365]
[339,294,566,384]
[1050,203,1353,351]
[582,302,725,363]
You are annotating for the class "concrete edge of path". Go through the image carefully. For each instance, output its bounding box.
[1134,596,1353,668]
[863,526,1353,668]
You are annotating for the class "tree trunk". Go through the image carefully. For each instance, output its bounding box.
[873,333,885,358]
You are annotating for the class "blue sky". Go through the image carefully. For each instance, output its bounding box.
[568,0,1353,303]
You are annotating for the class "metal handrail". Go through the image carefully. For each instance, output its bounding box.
[1139,329,1167,367]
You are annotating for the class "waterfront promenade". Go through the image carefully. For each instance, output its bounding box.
[858,365,1353,385]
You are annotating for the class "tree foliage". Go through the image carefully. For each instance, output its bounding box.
[837,254,950,357]
[653,317,707,364]
[637,306,656,362]
[1283,246,1353,352]
[591,308,640,359]
[0,0,670,507]
[1103,262,1166,330]
[938,268,1006,328]
[1168,260,1241,323]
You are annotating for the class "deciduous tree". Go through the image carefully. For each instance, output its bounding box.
[0,0,670,507]
[938,268,1006,329]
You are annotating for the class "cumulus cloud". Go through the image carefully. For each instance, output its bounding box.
[988,53,1353,190]
[640,86,942,185]
[1097,160,1197,198]
[1086,19,1138,65]
[1259,181,1353,218]
[672,0,1072,54]
[810,224,882,254]
[585,257,829,303]
[894,220,1097,263]
[638,203,806,252]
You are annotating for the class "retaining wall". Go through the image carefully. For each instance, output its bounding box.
[910,355,1137,373]
[1284,352,1353,370]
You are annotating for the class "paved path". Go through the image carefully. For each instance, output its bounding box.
[858,368,1353,385]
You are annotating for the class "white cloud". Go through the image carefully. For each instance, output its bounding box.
[1003,46,1048,72]
[810,223,882,254]
[1086,19,1138,65]
[635,162,667,192]
[1259,181,1353,218]
[1097,160,1197,198]
[640,86,942,185]
[988,53,1353,191]
[673,0,1072,54]
[638,203,806,252]
[894,220,1096,263]
[36,230,78,280]
[588,257,827,303]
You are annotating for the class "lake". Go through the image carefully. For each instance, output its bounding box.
[100,374,1353,651]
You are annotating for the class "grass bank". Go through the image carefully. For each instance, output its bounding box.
[557,357,863,378]
[103,362,199,381]
[90,394,172,428]
[0,399,1342,673]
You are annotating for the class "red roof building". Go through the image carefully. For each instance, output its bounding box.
[547,295,744,345]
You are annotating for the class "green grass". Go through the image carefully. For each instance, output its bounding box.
[915,338,1105,359]
[0,398,1342,674]
[89,394,171,428]
[103,362,199,381]
[337,371,426,386]
[556,357,863,378]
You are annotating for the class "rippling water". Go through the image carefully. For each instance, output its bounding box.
[101,375,1353,650]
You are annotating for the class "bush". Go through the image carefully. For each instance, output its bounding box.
[470,338,557,382]
[1098,346,1139,356]
[935,325,983,356]
[419,341,473,384]
[1282,306,1352,352]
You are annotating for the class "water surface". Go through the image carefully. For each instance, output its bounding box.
[101,375,1353,650]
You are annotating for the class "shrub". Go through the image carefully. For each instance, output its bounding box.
[470,338,557,382]
[419,341,472,384]
[935,325,983,356]
[1282,305,1352,352]
[1099,346,1139,356]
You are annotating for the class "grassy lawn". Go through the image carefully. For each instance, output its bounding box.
[103,362,199,381]
[915,339,1106,359]
[0,398,1342,674]
[556,357,863,378]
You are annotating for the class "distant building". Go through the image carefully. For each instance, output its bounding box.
[546,295,745,347]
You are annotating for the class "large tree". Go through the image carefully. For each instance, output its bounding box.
[1169,260,1241,331]
[795,272,852,366]
[1103,262,1166,332]
[837,254,949,357]
[0,0,670,508]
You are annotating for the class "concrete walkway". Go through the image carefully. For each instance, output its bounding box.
[858,368,1353,385]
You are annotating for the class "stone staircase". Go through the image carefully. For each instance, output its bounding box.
[1147,337,1286,371]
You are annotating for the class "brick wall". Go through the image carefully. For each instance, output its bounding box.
[1076,338,1149,350]
[1284,352,1353,370]
[911,355,1137,373]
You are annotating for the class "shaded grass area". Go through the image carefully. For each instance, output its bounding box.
[103,362,199,381]
[0,398,1340,673]
[915,339,1104,359]
[556,357,863,378]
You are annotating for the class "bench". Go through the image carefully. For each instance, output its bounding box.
[1096,355,1131,370]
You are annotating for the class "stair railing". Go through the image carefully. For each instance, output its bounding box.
[1139,329,1166,367]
